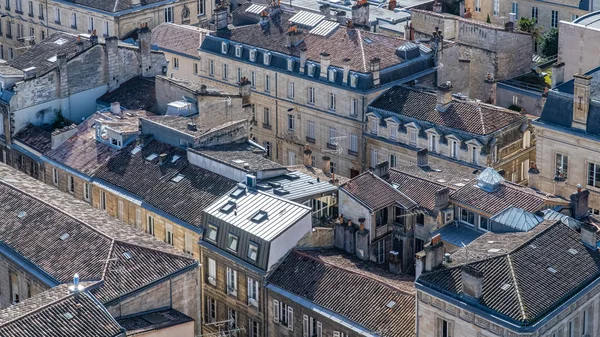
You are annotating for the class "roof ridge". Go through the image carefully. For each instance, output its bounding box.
[0,178,116,242]
[371,172,418,207]
[506,254,528,321]
[339,170,373,188]
[101,239,116,281]
[389,168,448,188]
[293,250,414,296]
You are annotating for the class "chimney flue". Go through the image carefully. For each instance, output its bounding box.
[110,102,121,115]
[417,148,428,167]
[581,223,598,248]
[570,187,590,220]
[436,81,453,112]
[461,266,483,300]
[159,153,167,165]
[320,52,331,79]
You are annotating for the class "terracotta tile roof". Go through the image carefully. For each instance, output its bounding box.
[13,124,52,153]
[340,171,417,211]
[390,164,477,189]
[450,181,567,215]
[143,116,246,140]
[419,221,600,325]
[0,283,123,337]
[388,169,446,212]
[269,249,415,336]
[151,23,208,58]
[369,86,525,135]
[0,164,197,304]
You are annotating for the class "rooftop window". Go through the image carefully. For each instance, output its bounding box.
[220,201,236,214]
[227,233,239,252]
[145,153,159,161]
[171,155,181,163]
[171,173,185,183]
[59,233,70,241]
[251,210,268,223]
[248,242,259,261]
[205,224,218,242]
[131,146,142,155]
[123,251,133,259]
[230,188,246,199]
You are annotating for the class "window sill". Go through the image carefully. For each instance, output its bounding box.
[306,136,315,144]
[262,123,272,130]
[348,149,358,157]
[38,16,44,20]
[15,10,23,14]
[326,143,337,150]
[54,21,61,25]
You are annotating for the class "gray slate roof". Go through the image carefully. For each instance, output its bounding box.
[191,142,283,173]
[0,283,123,337]
[419,221,600,325]
[0,164,196,304]
[490,206,543,232]
[369,86,525,135]
[268,250,416,337]
[256,170,337,202]
[62,0,172,13]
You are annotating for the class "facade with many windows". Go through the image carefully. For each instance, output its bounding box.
[198,2,436,178]
[0,0,203,60]
[531,67,600,213]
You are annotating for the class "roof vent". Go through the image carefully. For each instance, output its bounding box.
[63,312,75,320]
[171,155,181,163]
[256,183,272,190]
[68,273,84,293]
[59,233,70,241]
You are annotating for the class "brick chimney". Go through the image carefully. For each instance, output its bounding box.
[355,217,369,260]
[389,0,397,10]
[551,61,565,88]
[239,77,251,106]
[374,160,389,178]
[570,185,590,220]
[320,52,331,78]
[138,23,152,77]
[416,234,444,278]
[436,81,453,112]
[370,57,381,87]
[572,73,592,130]
[336,11,346,24]
[299,47,307,74]
[351,0,369,27]
[417,148,428,166]
[215,6,229,30]
[462,266,483,300]
[105,36,120,91]
[434,187,450,211]
[303,144,312,167]
[322,156,331,173]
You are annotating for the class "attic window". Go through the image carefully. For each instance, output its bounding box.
[59,233,70,241]
[268,182,281,188]
[248,242,259,261]
[227,233,239,252]
[131,146,142,155]
[547,267,557,274]
[171,155,181,163]
[568,248,578,255]
[145,153,159,161]
[171,174,185,183]
[63,312,74,320]
[386,300,396,308]
[350,74,358,88]
[263,52,271,65]
[251,210,268,223]
[273,188,290,196]
[220,201,236,213]
[235,45,242,58]
[284,173,300,180]
[307,63,315,77]
[501,283,511,291]
[232,159,245,164]
[487,248,501,253]
[47,55,57,63]
[230,188,246,199]
[328,68,336,82]
[363,37,373,44]
[221,41,228,54]
[17,211,27,219]
[249,49,257,62]
[123,251,132,259]
[287,58,293,71]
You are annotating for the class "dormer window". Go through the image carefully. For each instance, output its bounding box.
[389,123,397,140]
[307,63,315,77]
[350,74,358,88]
[227,233,239,252]
[248,242,259,261]
[263,52,271,65]
[287,58,293,71]
[371,118,378,135]
[221,41,228,54]
[205,224,218,242]
[235,45,242,58]
[249,49,256,62]
[328,68,336,82]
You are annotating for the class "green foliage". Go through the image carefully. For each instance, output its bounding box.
[51,110,67,129]
[517,17,543,41]
[539,28,559,58]
[486,14,491,23]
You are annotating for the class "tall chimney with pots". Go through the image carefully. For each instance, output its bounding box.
[299,47,307,74]
[370,57,381,87]
[416,234,445,278]
[342,58,351,85]
[355,217,369,260]
[215,6,229,30]
[570,185,590,220]
[322,156,331,173]
[434,187,450,211]
[551,61,565,88]
[286,25,303,47]
[417,148,428,166]
[436,81,453,112]
[303,145,312,166]
[581,222,598,248]
[344,219,356,254]
[319,4,331,19]
[572,73,592,130]
[351,0,369,27]
[320,52,331,78]
[462,266,483,300]
[138,24,152,77]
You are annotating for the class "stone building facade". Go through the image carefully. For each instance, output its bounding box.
[197,2,437,178]
[558,12,600,83]
[0,0,205,60]
[410,10,533,102]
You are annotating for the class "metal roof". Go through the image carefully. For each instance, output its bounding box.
[309,20,339,36]
[433,223,484,247]
[542,209,583,230]
[491,207,543,232]
[289,11,325,28]
[246,4,267,14]
[257,171,337,202]
[204,186,311,241]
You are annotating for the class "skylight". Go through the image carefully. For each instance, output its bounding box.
[274,188,290,196]
[123,251,133,260]
[363,37,373,44]
[47,55,57,63]
[386,300,396,308]
[230,188,246,199]
[59,233,70,241]
[171,155,181,163]
[454,183,466,187]
[145,153,159,161]
[501,283,511,291]
[232,159,245,164]
[268,182,281,188]
[285,173,300,180]
[251,210,268,223]
[487,248,501,253]
[547,267,557,274]
[54,38,68,45]
[437,179,447,183]
[171,174,185,183]
[220,201,236,214]
[131,146,142,155]
[62,312,74,320]
[17,211,27,219]
[568,248,578,255]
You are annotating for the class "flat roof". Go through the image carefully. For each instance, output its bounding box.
[257,170,338,202]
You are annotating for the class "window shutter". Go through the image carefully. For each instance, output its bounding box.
[317,321,322,337]
[274,300,279,323]
[288,306,293,331]
[303,315,309,337]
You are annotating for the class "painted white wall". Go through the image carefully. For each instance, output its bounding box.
[268,212,312,271]
[132,320,195,337]
[187,150,246,182]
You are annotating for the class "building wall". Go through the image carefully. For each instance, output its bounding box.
[6,146,43,182]
[201,247,265,337]
[559,20,600,82]
[267,289,363,337]
[417,286,600,337]
[496,82,544,115]
[163,50,202,83]
[106,268,200,333]
[132,321,195,337]
[531,125,600,212]
[0,254,48,309]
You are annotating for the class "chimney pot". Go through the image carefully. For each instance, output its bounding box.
[436,82,453,112]
[347,219,352,227]
[159,153,168,165]
[110,102,121,115]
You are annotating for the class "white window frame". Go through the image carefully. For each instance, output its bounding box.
[493,0,499,16]
[350,74,358,87]
[117,200,124,221]
[588,162,600,188]
[207,258,217,286]
[556,153,568,179]
[247,277,259,306]
[307,87,315,104]
[449,139,459,158]
[198,0,205,15]
[249,49,256,62]
[67,175,75,194]
[135,208,142,227]
[221,41,228,54]
[429,134,438,152]
[52,168,59,186]
[251,71,256,87]
[83,183,91,201]
[287,150,296,166]
[166,223,174,245]
[287,114,295,131]
[237,67,242,83]
[371,118,378,135]
[164,7,173,22]
[328,68,335,82]
[235,45,242,57]
[184,233,194,255]
[172,57,179,69]
[409,129,417,146]
[350,98,358,116]
[522,130,531,149]
[471,146,479,165]
[226,267,238,296]
[350,133,358,153]
[100,191,106,211]
[371,149,378,168]
[475,0,481,12]
[511,2,518,17]
[307,120,315,140]
[551,10,558,28]
[147,215,155,236]
[328,127,336,145]
[209,59,214,76]
[389,123,397,140]
[390,154,397,167]
[287,58,293,71]
[263,52,271,65]
[288,81,295,99]
[329,93,336,110]
[265,74,270,92]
